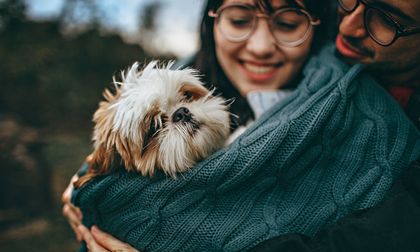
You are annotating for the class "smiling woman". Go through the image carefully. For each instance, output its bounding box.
[211,0,320,95]
[195,0,330,126]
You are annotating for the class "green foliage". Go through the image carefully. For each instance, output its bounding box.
[0,18,172,131]
[0,0,26,25]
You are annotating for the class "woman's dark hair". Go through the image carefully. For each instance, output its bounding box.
[193,0,332,129]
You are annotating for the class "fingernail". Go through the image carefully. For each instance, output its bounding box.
[91,225,99,233]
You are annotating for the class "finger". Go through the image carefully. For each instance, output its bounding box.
[63,204,83,241]
[71,221,83,242]
[78,225,108,252]
[70,203,83,220]
[62,174,79,202]
[63,205,81,241]
[62,204,82,226]
[63,202,83,223]
[91,226,139,252]
[62,184,72,204]
[62,175,80,221]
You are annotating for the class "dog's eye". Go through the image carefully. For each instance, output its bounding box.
[183,91,193,101]
[148,116,167,136]
[149,121,158,135]
[142,114,167,154]
[180,83,208,102]
[143,119,162,153]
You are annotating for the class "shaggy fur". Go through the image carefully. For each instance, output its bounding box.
[76,61,230,187]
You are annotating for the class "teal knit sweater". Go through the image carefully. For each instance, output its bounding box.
[73,45,420,251]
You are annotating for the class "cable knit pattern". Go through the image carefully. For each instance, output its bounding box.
[72,45,420,252]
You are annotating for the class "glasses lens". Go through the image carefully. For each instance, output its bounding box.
[338,0,358,12]
[271,9,310,44]
[218,5,255,41]
[365,8,397,45]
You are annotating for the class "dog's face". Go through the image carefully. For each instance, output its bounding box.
[90,61,230,177]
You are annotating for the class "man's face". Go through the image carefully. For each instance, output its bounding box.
[336,0,420,75]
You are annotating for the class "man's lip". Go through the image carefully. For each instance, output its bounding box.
[336,34,367,59]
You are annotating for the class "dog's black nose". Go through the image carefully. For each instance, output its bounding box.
[172,107,192,123]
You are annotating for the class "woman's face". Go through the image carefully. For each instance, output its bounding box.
[214,0,314,96]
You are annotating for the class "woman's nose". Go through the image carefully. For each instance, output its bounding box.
[246,19,277,58]
[339,4,368,38]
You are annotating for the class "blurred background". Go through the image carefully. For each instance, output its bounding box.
[0,0,204,251]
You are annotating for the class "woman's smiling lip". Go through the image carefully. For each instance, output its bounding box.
[239,60,283,82]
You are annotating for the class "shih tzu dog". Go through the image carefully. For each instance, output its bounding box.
[75,61,230,187]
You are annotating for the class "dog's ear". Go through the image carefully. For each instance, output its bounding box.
[74,88,121,188]
[74,140,119,189]
[73,144,121,188]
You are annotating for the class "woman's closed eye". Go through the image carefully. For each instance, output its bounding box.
[272,19,299,31]
[229,16,253,27]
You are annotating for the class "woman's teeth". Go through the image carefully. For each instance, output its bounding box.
[243,63,276,74]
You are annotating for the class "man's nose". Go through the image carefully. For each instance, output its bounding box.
[339,4,368,38]
[246,19,277,58]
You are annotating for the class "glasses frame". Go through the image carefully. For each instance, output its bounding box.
[338,0,420,46]
[208,3,320,47]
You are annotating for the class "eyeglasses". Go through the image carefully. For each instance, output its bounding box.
[208,3,320,47]
[338,0,420,46]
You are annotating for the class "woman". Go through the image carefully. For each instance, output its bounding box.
[64,0,329,250]
[194,0,329,129]
[62,0,419,251]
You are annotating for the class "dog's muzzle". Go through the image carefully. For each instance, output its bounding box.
[172,107,192,123]
[172,107,200,132]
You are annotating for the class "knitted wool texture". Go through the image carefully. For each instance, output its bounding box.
[73,46,420,251]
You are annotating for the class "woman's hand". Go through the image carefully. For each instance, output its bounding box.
[62,174,83,241]
[62,175,138,251]
[78,225,139,252]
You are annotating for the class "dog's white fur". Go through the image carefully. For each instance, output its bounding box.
[78,61,230,184]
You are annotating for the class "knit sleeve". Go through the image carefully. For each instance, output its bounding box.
[72,45,420,252]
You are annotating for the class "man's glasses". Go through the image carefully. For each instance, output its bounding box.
[208,3,320,47]
[338,0,420,46]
